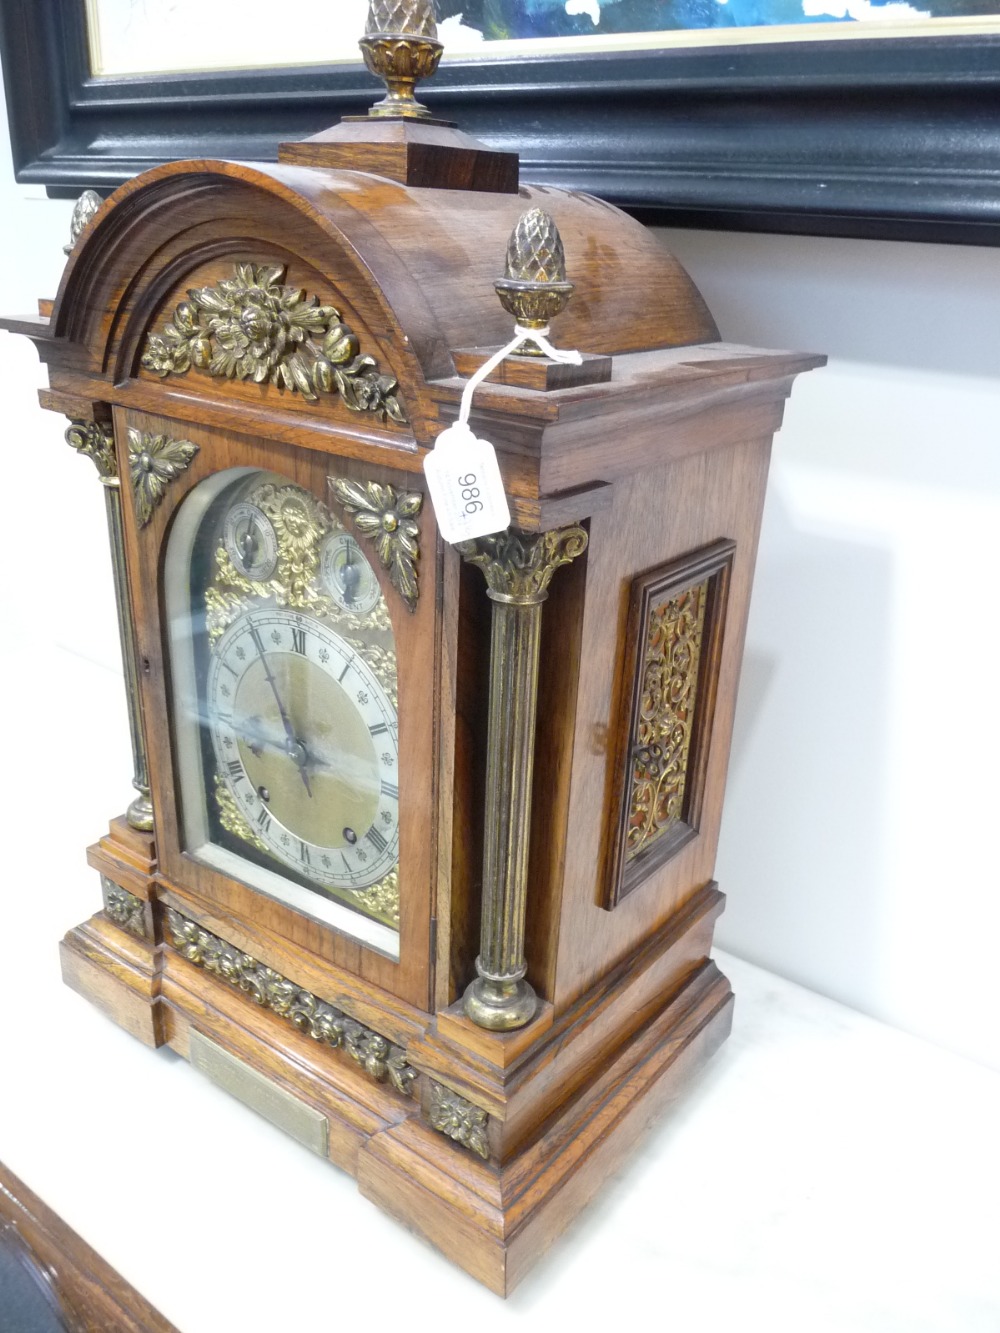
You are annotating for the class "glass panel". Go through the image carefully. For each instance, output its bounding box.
[165,468,400,956]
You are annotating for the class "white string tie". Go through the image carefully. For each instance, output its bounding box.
[458,325,584,428]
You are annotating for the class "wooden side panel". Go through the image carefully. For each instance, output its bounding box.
[544,434,774,1009]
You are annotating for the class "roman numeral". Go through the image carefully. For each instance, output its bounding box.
[380,781,398,801]
[369,721,388,737]
[300,841,310,865]
[366,826,388,854]
[256,809,271,833]
[226,760,244,783]
[291,627,306,655]
[337,660,351,683]
[341,853,352,874]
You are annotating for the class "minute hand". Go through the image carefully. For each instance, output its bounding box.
[249,624,313,798]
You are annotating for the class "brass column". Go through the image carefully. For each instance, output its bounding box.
[66,420,154,832]
[459,527,587,1030]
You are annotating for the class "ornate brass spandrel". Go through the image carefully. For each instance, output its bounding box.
[64,190,102,256]
[458,525,588,605]
[142,263,407,425]
[206,483,330,637]
[494,209,575,345]
[65,419,116,481]
[427,1082,490,1160]
[360,0,443,120]
[127,428,198,527]
[165,909,416,1095]
[204,479,398,683]
[215,771,400,929]
[215,775,269,855]
[100,877,146,938]
[626,581,708,862]
[330,477,423,613]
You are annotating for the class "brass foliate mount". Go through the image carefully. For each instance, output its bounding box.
[495,209,575,355]
[359,0,444,121]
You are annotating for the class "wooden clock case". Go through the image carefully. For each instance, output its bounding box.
[3,136,820,1294]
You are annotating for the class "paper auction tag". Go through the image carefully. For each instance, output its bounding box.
[423,423,511,544]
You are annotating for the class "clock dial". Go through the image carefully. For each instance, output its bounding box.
[166,469,401,939]
[207,607,399,890]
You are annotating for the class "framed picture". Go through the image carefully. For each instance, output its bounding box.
[2,0,1000,243]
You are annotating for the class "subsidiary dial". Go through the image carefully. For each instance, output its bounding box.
[320,531,381,615]
[224,502,279,582]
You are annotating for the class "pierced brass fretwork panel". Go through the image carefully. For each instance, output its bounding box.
[626,581,708,862]
[605,540,735,908]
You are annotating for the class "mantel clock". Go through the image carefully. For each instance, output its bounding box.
[2,1,822,1296]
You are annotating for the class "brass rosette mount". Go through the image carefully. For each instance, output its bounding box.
[360,0,444,120]
[494,208,575,356]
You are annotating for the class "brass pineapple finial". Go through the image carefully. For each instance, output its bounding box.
[494,209,575,353]
[360,0,443,120]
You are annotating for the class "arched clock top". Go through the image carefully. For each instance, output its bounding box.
[47,158,719,432]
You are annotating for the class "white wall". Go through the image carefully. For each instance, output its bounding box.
[2,69,997,1072]
[656,227,1000,1071]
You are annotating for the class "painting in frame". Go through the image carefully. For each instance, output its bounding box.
[1,0,999,243]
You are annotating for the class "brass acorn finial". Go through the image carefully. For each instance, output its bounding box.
[494,209,575,352]
[360,0,443,120]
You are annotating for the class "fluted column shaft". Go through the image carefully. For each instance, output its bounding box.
[459,526,588,1030]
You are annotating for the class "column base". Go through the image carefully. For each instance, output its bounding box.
[463,971,537,1030]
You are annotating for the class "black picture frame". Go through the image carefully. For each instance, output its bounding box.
[3,0,1000,244]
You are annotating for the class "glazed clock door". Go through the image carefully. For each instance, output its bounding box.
[166,467,402,952]
[122,409,439,1009]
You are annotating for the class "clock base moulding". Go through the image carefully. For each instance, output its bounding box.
[60,860,729,1296]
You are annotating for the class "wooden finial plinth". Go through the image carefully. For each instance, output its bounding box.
[278,119,519,193]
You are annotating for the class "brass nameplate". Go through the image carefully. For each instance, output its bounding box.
[189,1030,329,1158]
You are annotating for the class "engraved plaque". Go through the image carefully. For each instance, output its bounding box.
[190,1029,329,1157]
[605,540,735,908]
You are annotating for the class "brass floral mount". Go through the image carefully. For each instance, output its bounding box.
[127,428,199,527]
[165,910,417,1096]
[330,477,423,613]
[359,0,443,121]
[101,878,146,939]
[427,1083,490,1160]
[64,190,102,256]
[142,263,406,425]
